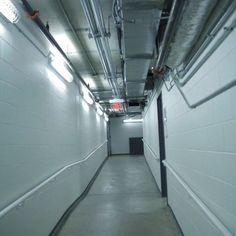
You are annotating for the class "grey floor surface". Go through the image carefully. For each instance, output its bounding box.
[57,155,182,236]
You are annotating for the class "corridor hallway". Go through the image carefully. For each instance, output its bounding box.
[56,155,182,236]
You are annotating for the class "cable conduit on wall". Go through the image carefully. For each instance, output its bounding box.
[0,141,108,219]
[20,0,95,99]
[163,160,233,236]
[173,78,236,109]
[142,139,160,161]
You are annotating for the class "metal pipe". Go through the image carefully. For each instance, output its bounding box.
[0,141,107,219]
[82,0,119,95]
[95,37,119,95]
[91,0,119,94]
[80,0,120,97]
[155,0,185,70]
[114,0,129,103]
[57,0,97,75]
[163,160,233,236]
[93,25,119,96]
[174,78,236,109]
[122,60,128,114]
[21,0,94,98]
[90,0,106,35]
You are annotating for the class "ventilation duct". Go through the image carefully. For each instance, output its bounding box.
[165,0,218,69]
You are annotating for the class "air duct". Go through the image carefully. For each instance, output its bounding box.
[165,0,218,69]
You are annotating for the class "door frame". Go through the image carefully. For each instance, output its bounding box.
[107,120,112,156]
[157,93,167,197]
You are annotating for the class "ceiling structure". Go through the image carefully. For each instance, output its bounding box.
[122,1,162,97]
[21,0,233,116]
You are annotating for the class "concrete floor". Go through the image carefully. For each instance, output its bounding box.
[57,155,182,236]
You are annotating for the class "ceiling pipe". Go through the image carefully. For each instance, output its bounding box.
[57,0,97,75]
[89,0,120,97]
[155,0,186,70]
[112,0,128,113]
[112,0,129,111]
[21,0,95,99]
[80,0,120,97]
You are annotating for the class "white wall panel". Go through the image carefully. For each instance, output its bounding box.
[161,12,236,236]
[143,91,161,191]
[0,14,107,236]
[143,10,236,236]
[110,117,143,154]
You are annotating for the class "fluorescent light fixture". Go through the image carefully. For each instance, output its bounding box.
[0,0,20,23]
[96,103,103,116]
[109,98,124,104]
[83,75,96,89]
[82,86,94,105]
[0,23,5,34]
[83,93,93,105]
[104,114,109,122]
[54,34,77,54]
[82,99,89,112]
[49,54,73,83]
[47,69,66,92]
[123,118,143,123]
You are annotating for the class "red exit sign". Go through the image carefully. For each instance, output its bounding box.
[112,102,122,110]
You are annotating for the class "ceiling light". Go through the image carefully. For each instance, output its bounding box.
[49,54,73,83]
[53,34,77,54]
[47,69,66,92]
[112,102,122,111]
[0,0,20,23]
[109,98,124,103]
[96,103,103,116]
[83,75,96,88]
[83,92,94,105]
[0,23,5,34]
[82,86,94,105]
[104,114,109,122]
[123,118,143,123]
